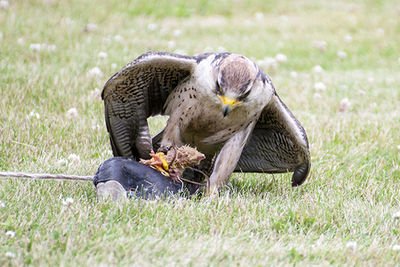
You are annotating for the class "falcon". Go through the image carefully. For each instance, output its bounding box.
[101,51,310,193]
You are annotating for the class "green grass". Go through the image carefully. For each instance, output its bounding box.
[1,0,400,265]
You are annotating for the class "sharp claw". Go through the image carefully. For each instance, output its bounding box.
[153,165,170,177]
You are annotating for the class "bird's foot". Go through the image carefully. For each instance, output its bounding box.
[140,150,170,177]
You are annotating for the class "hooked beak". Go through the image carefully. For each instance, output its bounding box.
[222,105,231,117]
[217,95,242,117]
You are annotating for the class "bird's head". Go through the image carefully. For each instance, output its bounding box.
[215,54,259,116]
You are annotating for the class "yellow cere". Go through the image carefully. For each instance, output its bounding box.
[217,95,242,107]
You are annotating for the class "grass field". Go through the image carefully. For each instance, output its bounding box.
[1,0,400,265]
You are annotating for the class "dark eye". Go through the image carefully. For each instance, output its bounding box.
[238,90,250,101]
[216,81,223,95]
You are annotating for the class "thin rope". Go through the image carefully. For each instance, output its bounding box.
[179,177,206,186]
[0,171,93,181]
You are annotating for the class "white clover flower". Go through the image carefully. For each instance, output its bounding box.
[339,98,351,112]
[275,53,287,63]
[91,123,101,130]
[392,244,400,251]
[0,200,5,208]
[314,82,326,91]
[313,93,322,99]
[62,197,74,206]
[114,35,124,42]
[256,60,265,66]
[312,40,327,51]
[337,51,347,59]
[397,145,400,150]
[30,43,56,52]
[367,76,375,84]
[280,15,288,21]
[358,90,366,95]
[344,35,353,43]
[172,29,182,37]
[0,0,9,9]
[258,57,278,70]
[376,28,384,36]
[46,44,56,52]
[217,46,226,52]
[98,52,108,59]
[5,252,15,258]
[87,67,103,78]
[84,23,98,32]
[6,230,15,238]
[290,71,298,78]
[167,40,176,49]
[312,65,324,73]
[61,17,75,26]
[102,37,111,44]
[89,88,101,101]
[173,49,186,55]
[30,43,42,51]
[393,211,400,219]
[254,12,264,21]
[147,23,158,31]
[67,154,80,163]
[66,107,78,119]
[27,111,40,119]
[111,63,117,70]
[17,38,25,45]
[385,77,395,84]
[43,0,57,4]
[0,32,2,40]
[345,241,357,250]
[203,46,213,53]
[56,158,68,166]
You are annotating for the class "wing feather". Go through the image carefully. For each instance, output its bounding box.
[102,52,198,159]
[235,91,311,186]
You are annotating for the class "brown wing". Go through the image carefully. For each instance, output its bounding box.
[235,92,311,187]
[102,52,197,160]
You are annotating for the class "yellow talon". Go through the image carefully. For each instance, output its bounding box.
[140,150,170,176]
[154,165,170,176]
[155,152,169,171]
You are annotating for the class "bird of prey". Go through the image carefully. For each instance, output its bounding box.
[101,51,310,193]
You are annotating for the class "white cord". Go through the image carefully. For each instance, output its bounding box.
[0,171,93,181]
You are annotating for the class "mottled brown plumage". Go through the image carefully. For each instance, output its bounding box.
[102,52,311,193]
[218,55,258,95]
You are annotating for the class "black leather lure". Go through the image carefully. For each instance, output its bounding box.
[93,157,202,199]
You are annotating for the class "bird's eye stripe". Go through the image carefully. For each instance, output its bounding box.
[215,81,221,94]
[238,90,250,101]
[215,82,223,95]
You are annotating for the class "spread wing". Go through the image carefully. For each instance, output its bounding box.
[235,92,311,187]
[102,52,197,160]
